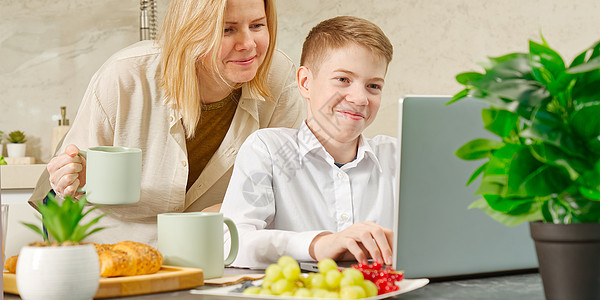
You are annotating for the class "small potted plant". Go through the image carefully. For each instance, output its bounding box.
[451,36,600,300]
[6,130,27,158]
[17,193,106,300]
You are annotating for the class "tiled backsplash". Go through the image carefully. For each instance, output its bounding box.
[1,0,598,163]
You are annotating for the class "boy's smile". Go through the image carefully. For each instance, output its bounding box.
[298,44,387,147]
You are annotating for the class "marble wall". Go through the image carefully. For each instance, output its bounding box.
[1,0,599,162]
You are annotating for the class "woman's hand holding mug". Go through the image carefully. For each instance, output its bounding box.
[47,144,86,198]
[48,144,142,205]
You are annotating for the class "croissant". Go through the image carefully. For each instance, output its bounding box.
[98,241,163,277]
[4,255,18,273]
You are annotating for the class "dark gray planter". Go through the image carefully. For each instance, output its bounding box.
[530,222,600,300]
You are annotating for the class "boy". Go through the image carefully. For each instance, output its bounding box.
[220,16,395,268]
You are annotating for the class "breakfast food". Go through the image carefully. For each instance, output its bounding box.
[4,241,163,277]
[351,262,404,295]
[99,241,163,277]
[4,255,18,273]
[242,256,404,299]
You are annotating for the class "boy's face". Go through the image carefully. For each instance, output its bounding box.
[298,44,387,145]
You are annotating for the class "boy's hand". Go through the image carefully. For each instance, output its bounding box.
[309,221,394,265]
[47,144,86,198]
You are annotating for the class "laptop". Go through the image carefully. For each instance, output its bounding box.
[393,95,538,280]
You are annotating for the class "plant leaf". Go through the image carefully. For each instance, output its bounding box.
[469,198,543,226]
[456,72,484,85]
[505,147,570,197]
[570,102,600,140]
[529,143,583,180]
[35,192,106,243]
[529,40,565,80]
[466,163,487,186]
[455,139,505,160]
[482,108,519,138]
[447,88,469,105]
[69,213,108,241]
[566,56,600,74]
[21,222,47,241]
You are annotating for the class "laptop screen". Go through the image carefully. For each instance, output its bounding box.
[393,96,538,279]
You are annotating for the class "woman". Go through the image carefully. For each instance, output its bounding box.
[30,0,304,246]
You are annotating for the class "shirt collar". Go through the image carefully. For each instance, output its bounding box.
[297,121,324,159]
[237,84,266,122]
[349,134,383,173]
[296,122,383,173]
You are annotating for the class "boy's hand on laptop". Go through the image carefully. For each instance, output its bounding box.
[309,221,394,265]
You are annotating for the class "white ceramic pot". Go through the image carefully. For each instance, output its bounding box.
[16,244,100,300]
[6,143,26,157]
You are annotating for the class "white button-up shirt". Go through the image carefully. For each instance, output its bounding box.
[221,122,397,268]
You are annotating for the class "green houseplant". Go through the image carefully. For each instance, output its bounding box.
[7,130,26,144]
[16,193,106,300]
[6,130,27,158]
[22,193,106,244]
[451,36,600,300]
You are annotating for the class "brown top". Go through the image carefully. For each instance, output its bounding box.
[185,89,241,191]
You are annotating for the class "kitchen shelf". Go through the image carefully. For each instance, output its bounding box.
[1,164,46,189]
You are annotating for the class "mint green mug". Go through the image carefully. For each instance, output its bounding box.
[77,146,142,205]
[157,212,239,279]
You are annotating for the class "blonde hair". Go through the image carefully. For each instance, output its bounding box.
[159,0,277,138]
[300,16,393,73]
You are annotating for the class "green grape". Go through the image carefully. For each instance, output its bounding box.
[311,273,327,289]
[261,278,274,289]
[342,268,364,285]
[300,273,313,288]
[283,263,301,281]
[265,264,284,281]
[340,285,366,299]
[318,258,338,274]
[325,269,343,289]
[325,291,341,298]
[311,288,329,298]
[362,280,378,297]
[242,286,261,295]
[271,278,295,295]
[259,288,273,295]
[281,291,295,297]
[340,276,354,288]
[278,255,298,268]
[294,287,312,297]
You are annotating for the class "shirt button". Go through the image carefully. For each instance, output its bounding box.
[340,213,349,222]
[337,172,344,179]
[181,161,187,167]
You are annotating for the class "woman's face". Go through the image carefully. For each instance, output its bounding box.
[218,0,270,85]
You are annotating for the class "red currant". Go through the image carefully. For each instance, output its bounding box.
[378,271,389,280]
[375,278,388,289]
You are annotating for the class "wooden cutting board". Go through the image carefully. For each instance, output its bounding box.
[3,265,204,298]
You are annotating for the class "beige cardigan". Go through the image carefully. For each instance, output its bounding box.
[30,41,305,245]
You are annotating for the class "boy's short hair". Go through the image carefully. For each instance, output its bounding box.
[300,16,393,73]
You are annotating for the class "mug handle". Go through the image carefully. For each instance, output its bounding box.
[223,217,239,266]
[75,150,87,193]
